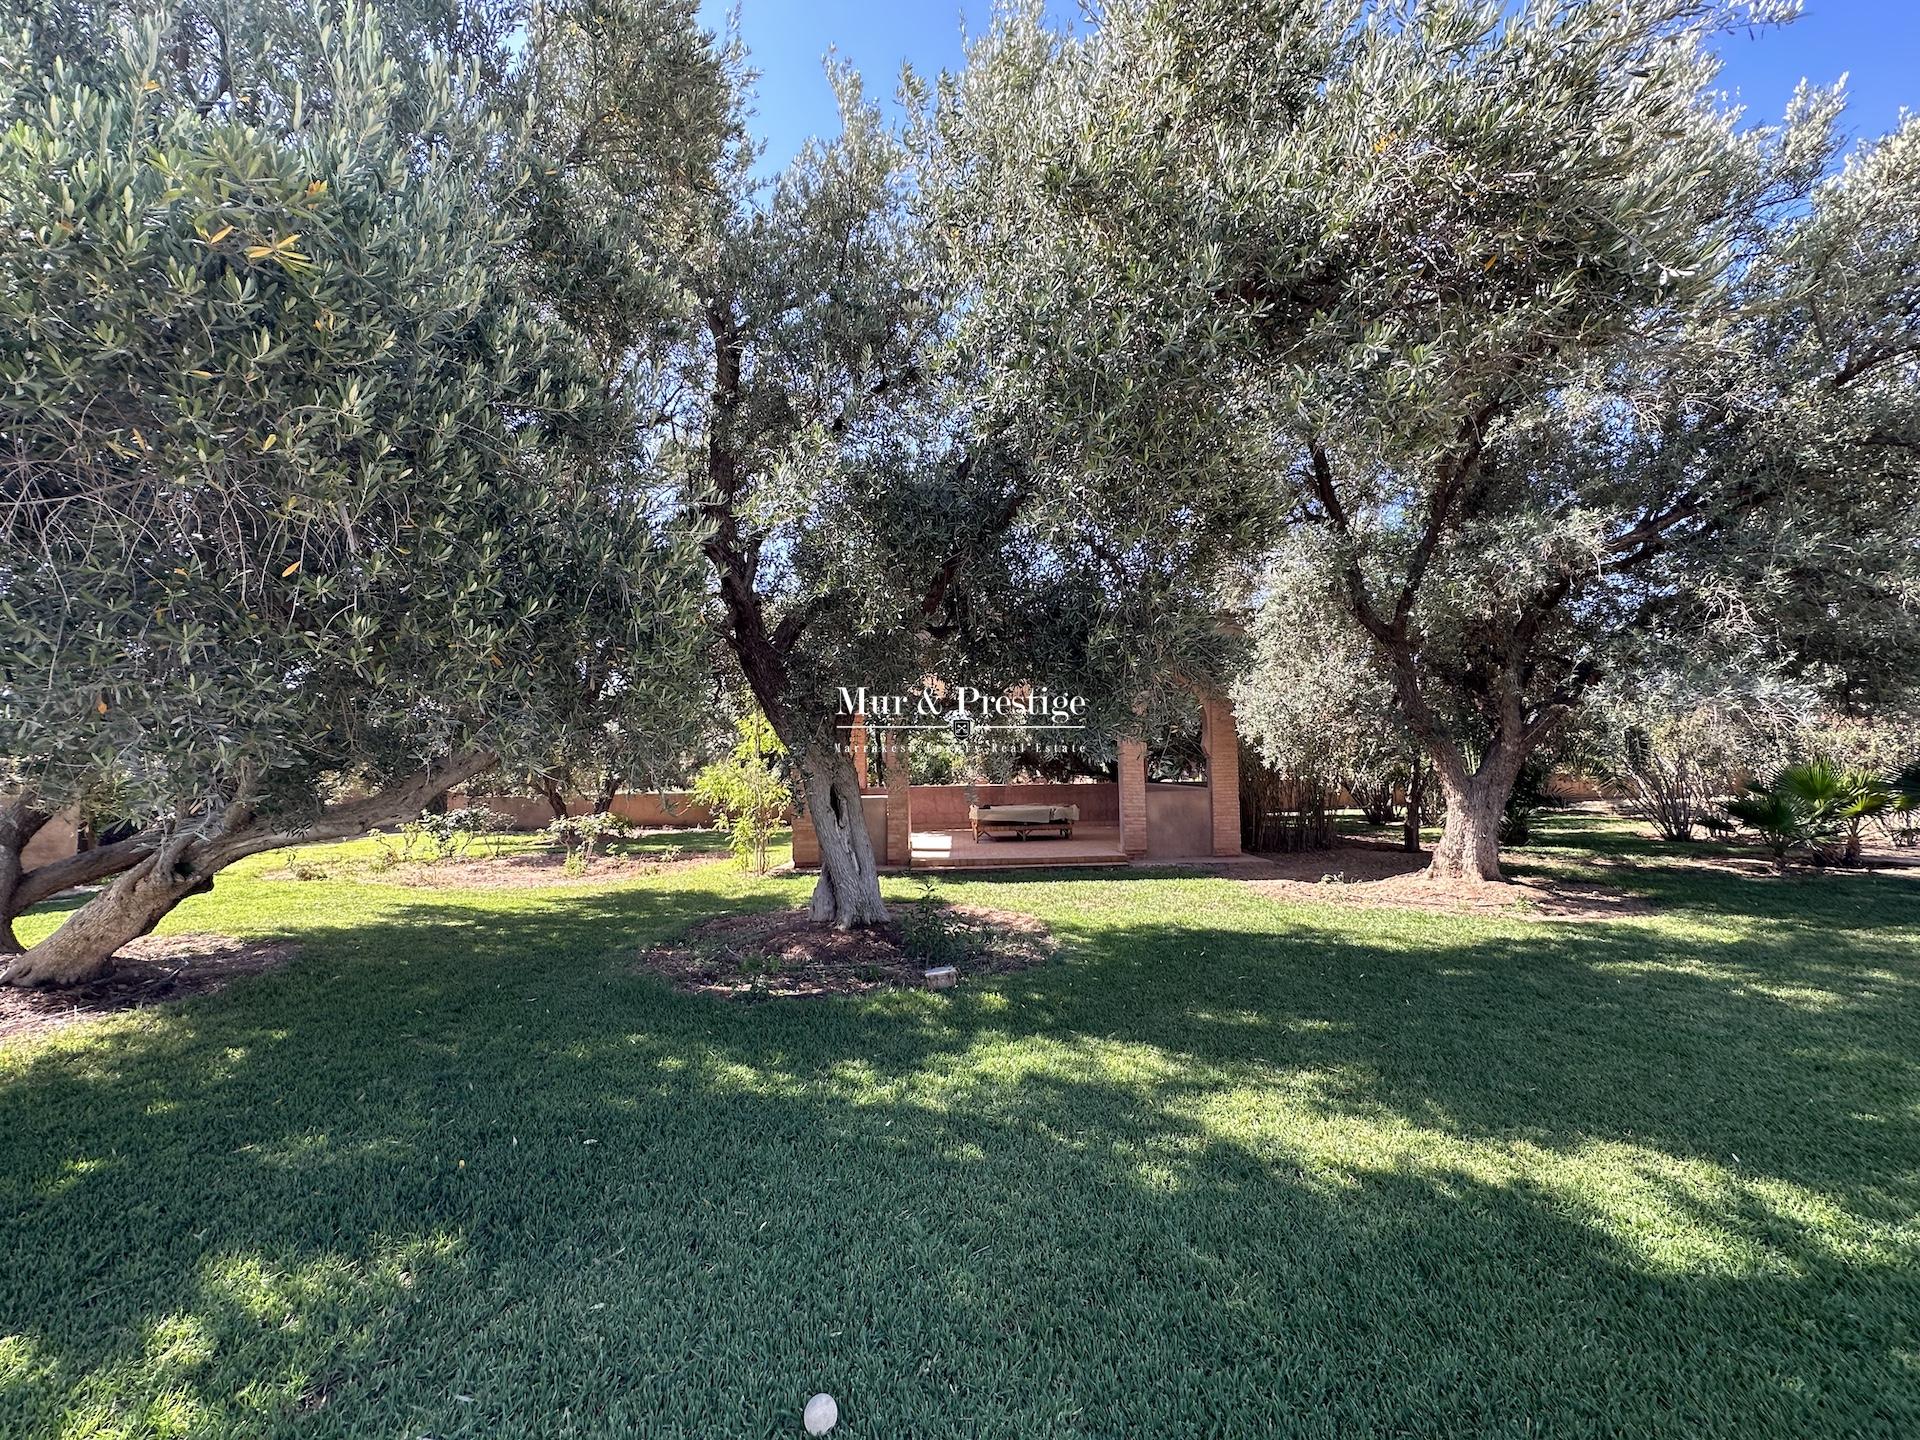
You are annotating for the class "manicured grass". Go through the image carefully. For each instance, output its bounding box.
[2,819,1916,1437]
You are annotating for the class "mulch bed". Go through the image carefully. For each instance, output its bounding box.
[637,903,1054,999]
[1238,839,1655,921]
[0,933,296,1044]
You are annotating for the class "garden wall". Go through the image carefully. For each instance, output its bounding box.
[20,810,79,868]
[1144,782,1212,859]
[448,791,719,829]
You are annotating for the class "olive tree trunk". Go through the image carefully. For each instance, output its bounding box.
[0,749,497,989]
[0,836,214,986]
[1427,744,1526,884]
[0,796,55,954]
[796,742,887,929]
[1401,751,1426,855]
[592,773,621,815]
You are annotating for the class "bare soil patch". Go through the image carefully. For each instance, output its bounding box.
[638,903,1054,999]
[1239,840,1653,921]
[0,933,296,1044]
[270,847,727,890]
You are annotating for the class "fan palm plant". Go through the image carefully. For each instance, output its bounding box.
[1833,770,1893,865]
[1727,784,1809,874]
[1777,761,1890,865]
[1885,761,1920,848]
[1732,762,1893,871]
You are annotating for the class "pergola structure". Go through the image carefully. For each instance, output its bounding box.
[793,690,1243,871]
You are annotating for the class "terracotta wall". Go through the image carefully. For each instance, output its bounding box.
[16,790,727,868]
[20,810,79,867]
[902,782,1119,829]
[449,791,719,829]
[1144,783,1212,859]
[1547,772,1606,802]
[791,795,888,868]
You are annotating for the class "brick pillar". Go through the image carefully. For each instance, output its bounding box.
[791,809,820,868]
[1118,736,1149,857]
[1201,692,1242,857]
[848,713,870,790]
[883,731,911,867]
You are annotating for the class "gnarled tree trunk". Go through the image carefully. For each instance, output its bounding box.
[0,796,55,954]
[701,292,895,934]
[0,837,211,986]
[1428,744,1526,884]
[796,742,887,929]
[1401,750,1426,855]
[1,749,497,989]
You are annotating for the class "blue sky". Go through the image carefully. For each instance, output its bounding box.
[697,0,1918,176]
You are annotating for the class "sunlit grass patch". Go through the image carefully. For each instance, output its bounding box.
[2,815,1916,1437]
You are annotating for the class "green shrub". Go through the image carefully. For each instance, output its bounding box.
[545,812,631,864]
[896,879,973,970]
[691,714,792,873]
[1498,755,1565,846]
[394,806,513,865]
[1730,761,1891,870]
[1884,761,1920,847]
[1728,784,1808,873]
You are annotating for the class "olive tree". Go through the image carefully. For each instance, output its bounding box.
[1233,536,1425,850]
[646,65,1191,927]
[389,0,1262,930]
[926,0,1920,881]
[0,1,710,984]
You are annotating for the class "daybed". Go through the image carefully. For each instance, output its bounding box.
[969,803,1079,841]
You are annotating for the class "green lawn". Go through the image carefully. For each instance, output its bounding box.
[2,819,1916,1438]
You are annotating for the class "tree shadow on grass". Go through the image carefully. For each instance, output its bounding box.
[5,890,92,920]
[1,860,1917,1436]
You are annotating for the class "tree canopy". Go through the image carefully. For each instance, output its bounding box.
[6,0,1917,991]
[0,0,712,982]
[925,0,1920,880]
